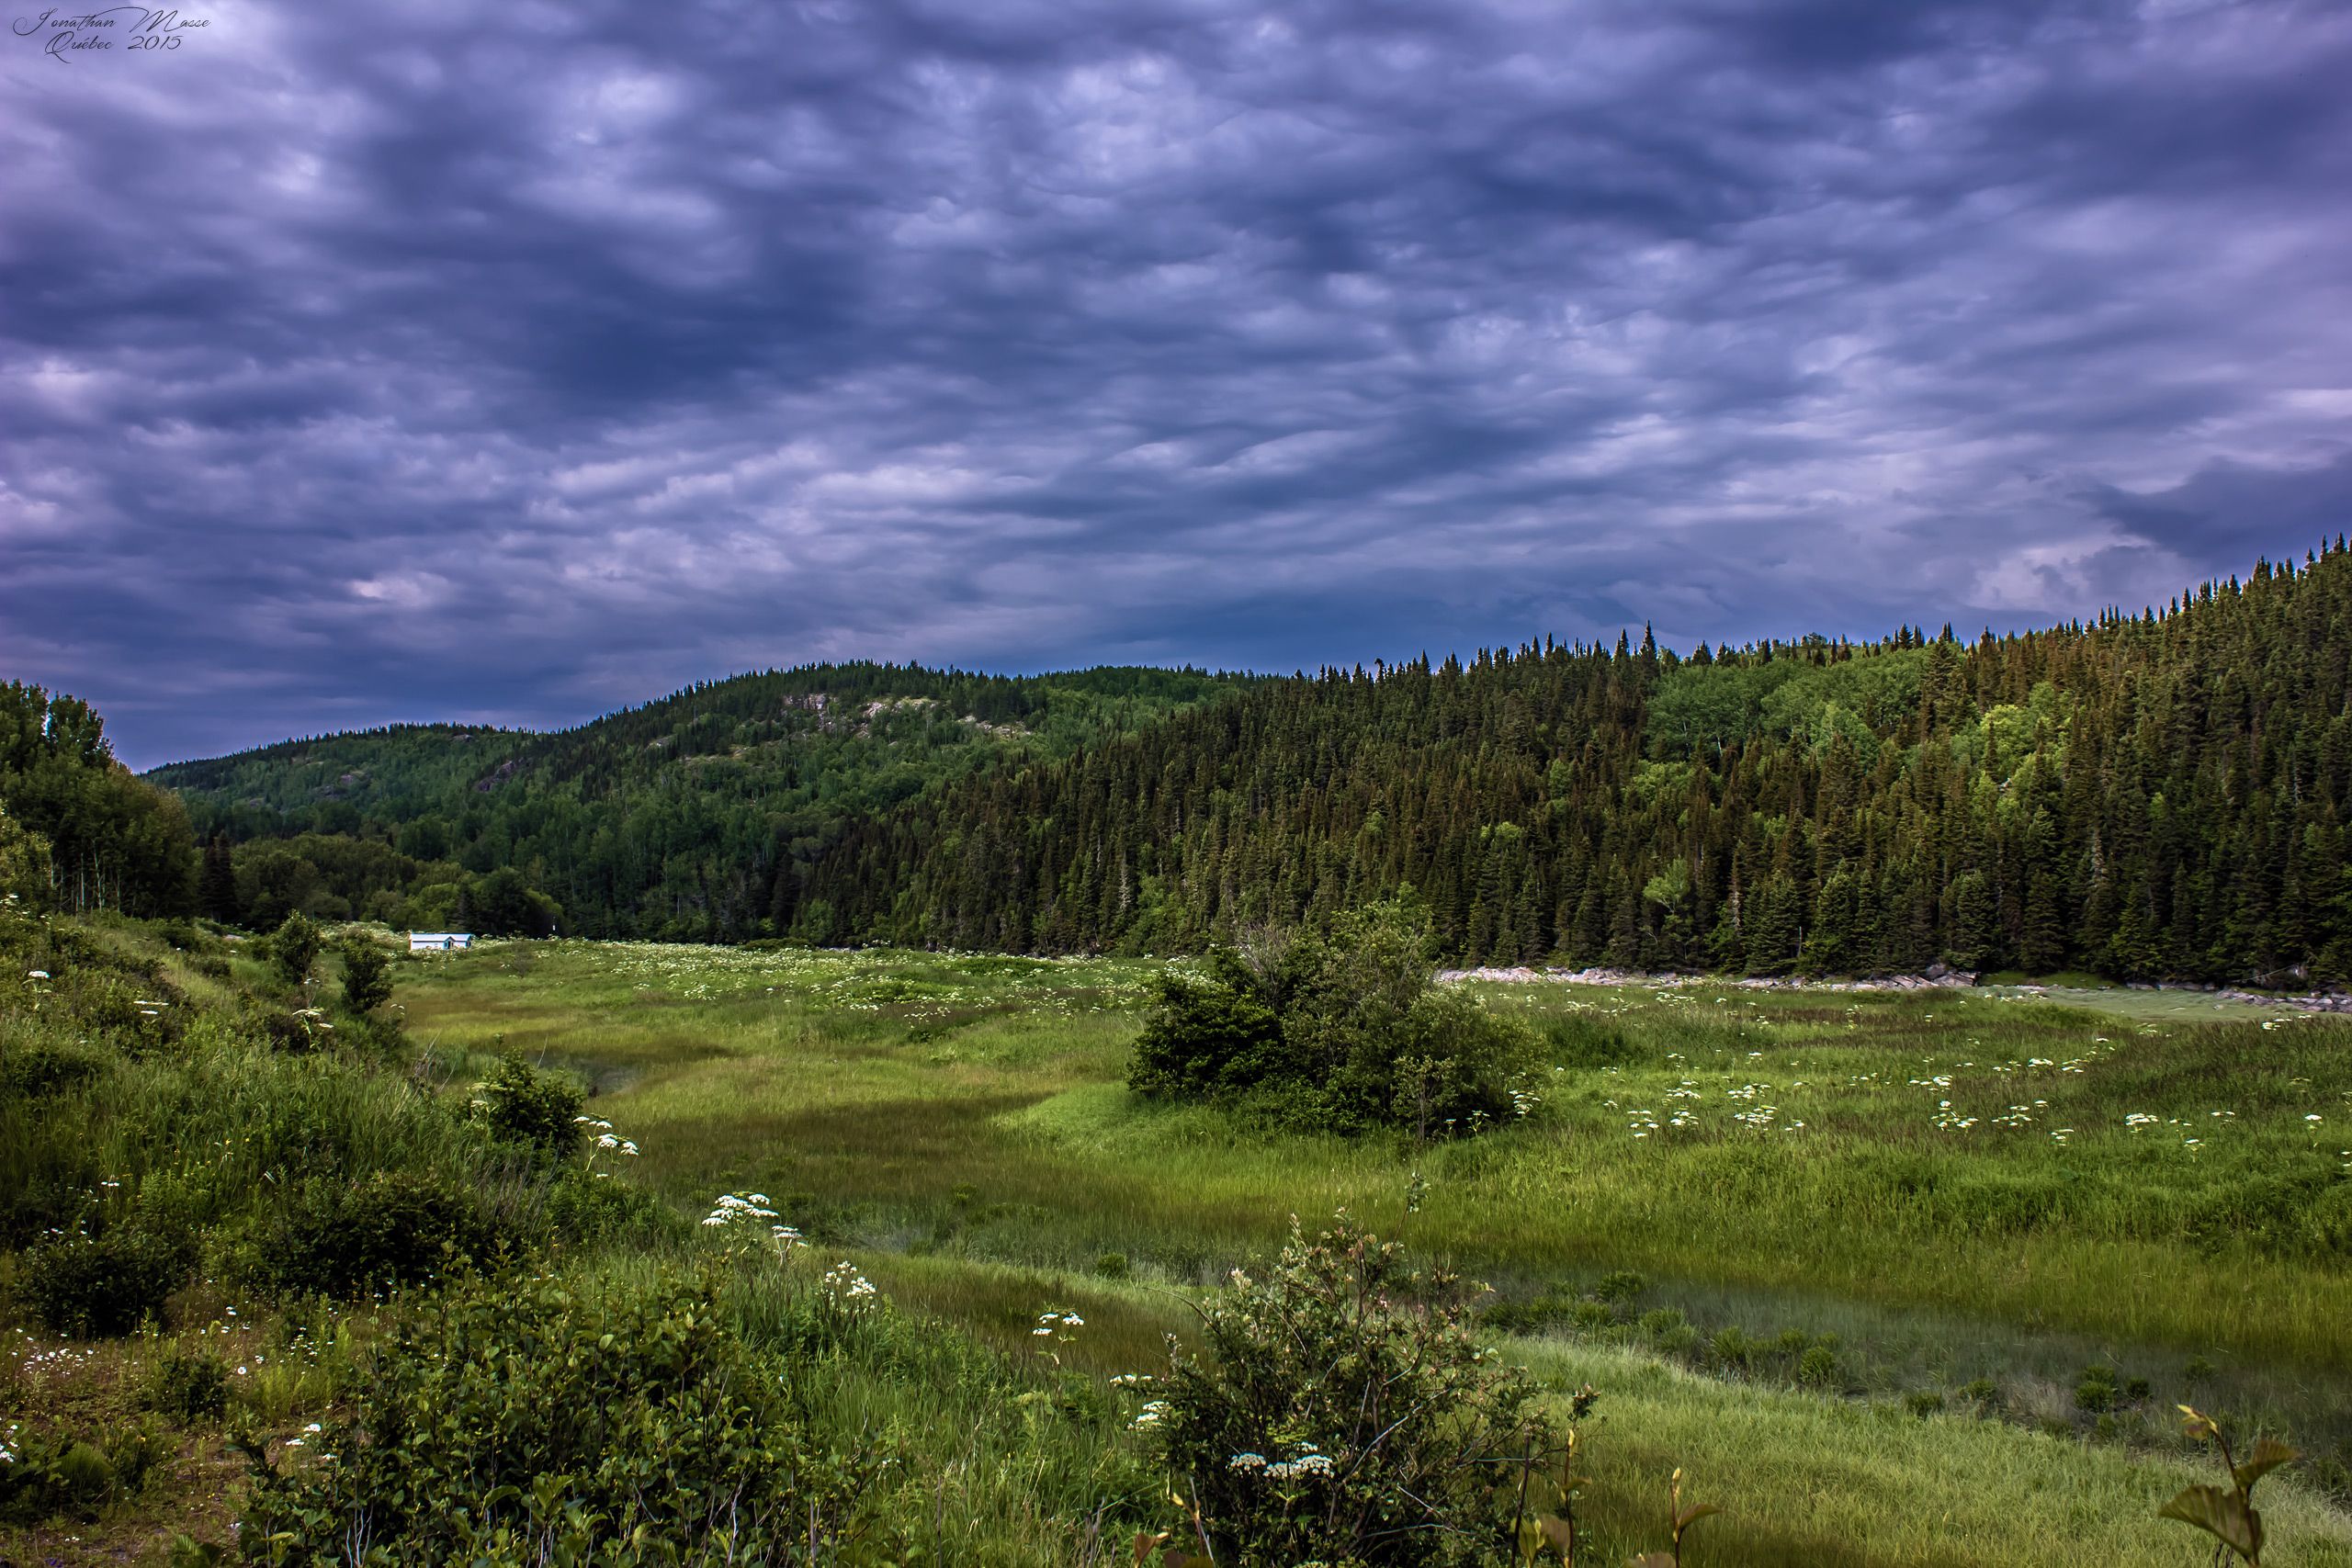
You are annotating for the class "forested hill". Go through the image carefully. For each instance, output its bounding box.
[797,546,2352,983]
[149,663,1251,941]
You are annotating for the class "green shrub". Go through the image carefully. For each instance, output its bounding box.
[268,912,322,987]
[1150,1216,1547,1566]
[1094,1250,1130,1279]
[474,1056,586,1156]
[252,1007,332,1054]
[237,1273,875,1564]
[0,1041,107,1100]
[1590,1269,1645,1304]
[22,1224,194,1337]
[0,1421,165,1523]
[1130,901,1539,1136]
[147,1346,231,1422]
[1796,1345,1841,1388]
[261,1170,499,1298]
[338,935,394,1014]
[1129,948,1286,1100]
[2073,1363,2136,1413]
[543,1165,674,1248]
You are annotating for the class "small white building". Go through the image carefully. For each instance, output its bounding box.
[408,931,475,953]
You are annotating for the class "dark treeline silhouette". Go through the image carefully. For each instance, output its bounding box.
[794,546,2352,983]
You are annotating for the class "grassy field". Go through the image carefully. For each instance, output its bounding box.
[380,938,2352,1567]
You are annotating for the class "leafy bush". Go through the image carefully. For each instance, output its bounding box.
[1150,1216,1547,1566]
[0,1040,107,1100]
[237,1273,876,1564]
[1130,901,1539,1135]
[1795,1344,1841,1389]
[337,935,393,1014]
[542,1164,675,1248]
[0,1420,165,1523]
[267,912,322,987]
[259,1169,500,1298]
[147,1346,231,1422]
[21,1223,194,1337]
[474,1056,586,1156]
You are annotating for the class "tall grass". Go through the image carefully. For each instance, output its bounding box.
[20,930,2337,1566]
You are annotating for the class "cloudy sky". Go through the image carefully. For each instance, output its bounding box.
[4,0,2348,767]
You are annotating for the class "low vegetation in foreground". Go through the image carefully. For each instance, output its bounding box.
[4,902,2349,1566]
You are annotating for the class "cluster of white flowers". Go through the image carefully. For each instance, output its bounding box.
[822,1261,877,1301]
[1238,1447,1335,1482]
[1,1421,17,1465]
[16,1336,96,1383]
[1130,1399,1170,1430]
[1930,1100,1978,1132]
[703,1191,778,1226]
[575,1115,640,1158]
[1033,1309,1084,1337]
[2124,1112,2159,1129]
[700,1191,803,1248]
[1109,1372,1155,1389]
[1990,1100,2047,1128]
[1509,1086,1542,1117]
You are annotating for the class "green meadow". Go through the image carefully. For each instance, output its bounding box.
[386,939,2352,1566]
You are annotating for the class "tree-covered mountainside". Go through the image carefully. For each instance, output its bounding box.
[148,662,1251,940]
[130,545,2352,981]
[798,546,2352,983]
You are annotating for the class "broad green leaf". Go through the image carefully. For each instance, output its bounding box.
[2234,1437,2299,1493]
[1675,1501,1724,1531]
[2159,1484,2263,1561]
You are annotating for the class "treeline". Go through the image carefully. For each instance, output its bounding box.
[153,663,1248,940]
[0,682,196,918]
[796,545,2352,983]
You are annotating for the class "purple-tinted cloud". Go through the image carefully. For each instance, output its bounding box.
[2,0,2347,767]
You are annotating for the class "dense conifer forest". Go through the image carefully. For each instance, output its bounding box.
[800,546,2352,982]
[141,545,2352,983]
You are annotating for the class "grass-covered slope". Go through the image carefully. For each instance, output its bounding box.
[390,938,2352,1565]
[5,919,2350,1564]
[149,662,1250,941]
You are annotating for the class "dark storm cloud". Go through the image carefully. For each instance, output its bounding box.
[2,0,2347,766]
